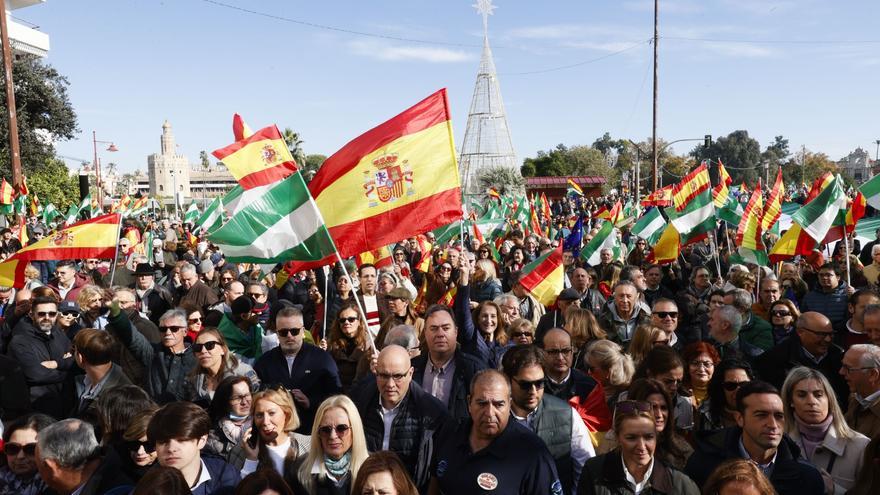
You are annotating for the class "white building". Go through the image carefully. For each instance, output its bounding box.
[7,0,50,58]
[838,147,873,183]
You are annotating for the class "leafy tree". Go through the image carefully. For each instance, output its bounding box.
[691,130,762,185]
[0,54,78,178]
[199,150,210,171]
[28,158,80,208]
[476,165,524,196]
[301,154,326,182]
[282,128,306,167]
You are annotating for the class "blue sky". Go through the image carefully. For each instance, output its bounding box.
[19,0,880,174]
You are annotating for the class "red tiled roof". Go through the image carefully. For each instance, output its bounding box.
[524,176,606,186]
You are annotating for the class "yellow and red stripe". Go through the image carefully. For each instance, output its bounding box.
[212,124,298,190]
[805,172,834,203]
[567,179,583,196]
[762,168,784,231]
[648,224,680,265]
[846,192,867,234]
[308,89,461,262]
[672,164,710,211]
[0,178,14,204]
[712,160,732,208]
[518,245,564,307]
[487,187,501,200]
[769,224,816,263]
[356,245,393,269]
[736,180,764,251]
[232,113,254,141]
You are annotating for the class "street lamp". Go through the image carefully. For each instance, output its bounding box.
[92,131,118,212]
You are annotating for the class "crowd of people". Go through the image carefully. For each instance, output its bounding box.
[1,203,880,495]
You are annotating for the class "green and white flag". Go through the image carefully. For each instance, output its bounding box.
[860,172,880,210]
[717,194,744,226]
[432,220,462,245]
[79,194,91,214]
[630,207,666,245]
[223,183,274,217]
[64,204,79,225]
[196,197,224,233]
[580,220,620,265]
[731,246,769,266]
[792,174,847,242]
[668,189,716,245]
[42,203,61,224]
[208,172,336,263]
[184,202,200,224]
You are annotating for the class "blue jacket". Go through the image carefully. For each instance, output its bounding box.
[801,282,849,334]
[471,279,502,303]
[191,455,240,495]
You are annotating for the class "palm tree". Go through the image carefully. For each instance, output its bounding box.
[282,128,307,166]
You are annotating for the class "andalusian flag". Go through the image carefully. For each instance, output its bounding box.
[859,172,880,210]
[42,204,61,224]
[672,163,710,211]
[0,214,121,287]
[184,202,200,224]
[355,245,393,268]
[712,160,732,208]
[580,221,619,265]
[791,174,847,242]
[78,194,91,216]
[630,207,666,245]
[208,172,336,264]
[64,204,79,225]
[718,194,744,226]
[432,221,461,245]
[195,197,224,233]
[518,245,564,306]
[217,314,263,360]
[212,121,298,190]
[668,188,715,245]
[762,168,784,232]
[736,181,764,252]
[304,89,462,267]
[13,195,26,217]
[0,178,14,204]
[126,195,150,217]
[567,179,583,197]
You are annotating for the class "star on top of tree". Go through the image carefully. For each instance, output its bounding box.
[473,0,497,30]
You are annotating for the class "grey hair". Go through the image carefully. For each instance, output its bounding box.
[716,305,743,334]
[781,366,857,440]
[37,419,100,469]
[384,324,419,349]
[247,282,269,296]
[494,294,518,307]
[873,245,880,256]
[850,344,880,368]
[158,308,188,326]
[726,288,753,311]
[612,280,637,294]
[179,263,197,277]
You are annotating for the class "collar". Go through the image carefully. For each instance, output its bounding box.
[621,454,654,492]
[846,319,865,335]
[801,346,826,364]
[547,370,571,385]
[192,459,212,490]
[429,355,454,373]
[738,435,777,472]
[856,388,880,407]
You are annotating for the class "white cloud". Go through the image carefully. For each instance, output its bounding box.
[348,40,475,63]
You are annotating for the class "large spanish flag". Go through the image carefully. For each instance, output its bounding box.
[762,168,784,232]
[518,245,564,307]
[736,180,764,252]
[308,89,462,259]
[212,124,298,190]
[0,214,121,287]
[672,163,710,211]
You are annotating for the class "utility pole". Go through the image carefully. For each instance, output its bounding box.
[801,145,806,185]
[651,0,659,192]
[0,0,22,190]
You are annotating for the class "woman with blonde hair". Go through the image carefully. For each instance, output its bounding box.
[239,387,312,478]
[471,258,502,304]
[186,327,259,405]
[76,284,108,330]
[505,318,535,346]
[565,306,606,371]
[585,339,634,411]
[289,395,369,495]
[628,325,667,366]
[781,366,869,493]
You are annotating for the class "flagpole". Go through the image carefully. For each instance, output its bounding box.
[711,234,722,279]
[108,213,124,286]
[322,265,330,341]
[844,234,851,286]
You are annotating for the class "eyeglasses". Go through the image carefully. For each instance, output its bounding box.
[193,341,220,353]
[654,311,678,319]
[221,277,234,282]
[160,325,185,334]
[4,442,36,456]
[545,347,573,356]
[798,327,834,340]
[124,440,156,454]
[690,360,714,369]
[188,317,202,324]
[276,327,303,337]
[439,267,452,272]
[339,317,359,324]
[770,310,791,317]
[840,364,878,375]
[511,331,533,339]
[376,372,408,382]
[318,424,351,437]
[85,259,99,264]
[614,400,652,417]
[36,311,58,318]
[60,311,79,317]
[247,292,265,299]
[229,394,252,404]
[514,378,545,390]
[722,381,749,391]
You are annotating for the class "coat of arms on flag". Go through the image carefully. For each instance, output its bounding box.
[363,153,414,206]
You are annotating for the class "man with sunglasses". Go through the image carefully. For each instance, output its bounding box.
[755,312,849,411]
[501,345,593,494]
[107,304,196,404]
[350,345,449,491]
[8,297,74,417]
[254,306,341,433]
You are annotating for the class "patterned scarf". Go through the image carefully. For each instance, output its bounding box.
[324,451,351,479]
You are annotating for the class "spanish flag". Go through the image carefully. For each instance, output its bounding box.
[307,89,462,262]
[762,168,784,232]
[212,123,298,190]
[673,163,710,211]
[769,224,816,263]
[0,214,121,287]
[712,160,732,208]
[846,192,866,234]
[518,245,564,307]
[567,179,583,196]
[640,185,673,208]
[736,180,764,252]
[0,178,14,204]
[487,187,501,201]
[356,245,393,269]
[648,224,681,265]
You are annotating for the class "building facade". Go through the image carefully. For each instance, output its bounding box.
[838,147,873,183]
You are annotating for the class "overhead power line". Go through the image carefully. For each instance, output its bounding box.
[502,39,650,75]
[664,36,880,45]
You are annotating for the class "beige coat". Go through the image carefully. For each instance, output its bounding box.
[789,423,870,493]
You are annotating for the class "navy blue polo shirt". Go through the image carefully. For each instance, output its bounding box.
[431,418,563,494]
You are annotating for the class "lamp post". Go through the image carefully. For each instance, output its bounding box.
[92,131,118,213]
[170,169,179,219]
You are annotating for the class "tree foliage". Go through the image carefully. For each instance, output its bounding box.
[282,128,306,167]
[522,143,619,187]
[28,158,80,208]
[301,154,326,182]
[0,54,78,178]
[476,165,524,196]
[691,130,762,185]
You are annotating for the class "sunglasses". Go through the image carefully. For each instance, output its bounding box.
[124,440,156,454]
[36,311,58,318]
[770,310,791,317]
[614,400,652,416]
[277,327,303,338]
[514,378,545,390]
[318,424,351,437]
[511,331,533,339]
[654,311,678,319]
[60,311,79,317]
[193,341,220,353]
[722,381,749,391]
[247,292,265,298]
[339,317,359,324]
[4,442,36,456]
[188,317,202,323]
[160,325,185,334]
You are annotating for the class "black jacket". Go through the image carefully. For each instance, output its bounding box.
[684,427,825,495]
[0,353,31,420]
[577,450,699,495]
[254,343,342,433]
[350,379,449,489]
[78,448,135,495]
[134,283,174,326]
[411,350,484,421]
[754,335,849,411]
[7,317,75,417]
